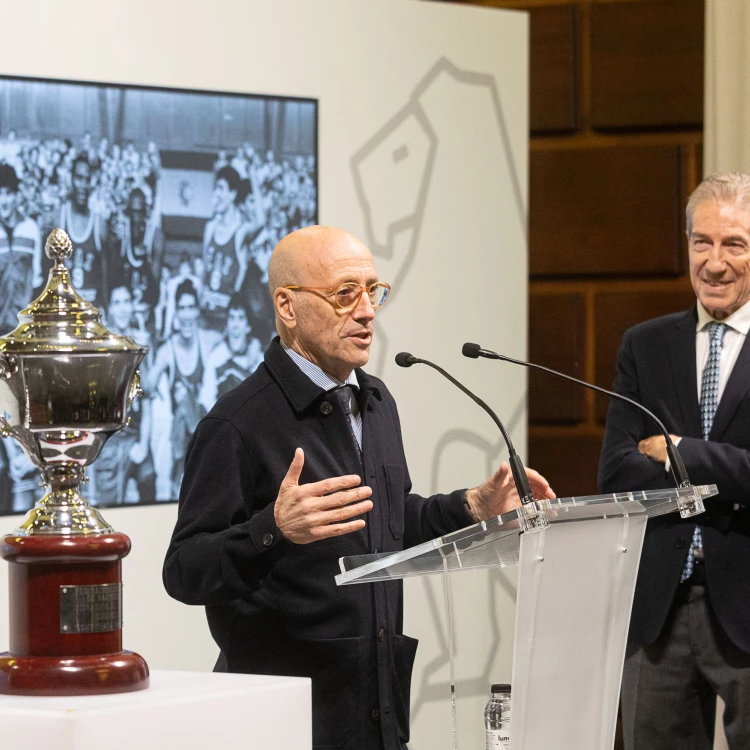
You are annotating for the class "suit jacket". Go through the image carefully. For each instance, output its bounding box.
[163,338,472,750]
[598,306,750,653]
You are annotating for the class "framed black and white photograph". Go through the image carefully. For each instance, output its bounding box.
[0,75,318,512]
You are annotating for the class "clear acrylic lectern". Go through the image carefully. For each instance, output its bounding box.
[336,484,718,750]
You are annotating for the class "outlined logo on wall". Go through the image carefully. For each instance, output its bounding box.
[352,56,525,297]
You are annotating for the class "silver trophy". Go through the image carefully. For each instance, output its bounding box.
[0,227,146,532]
[0,228,150,695]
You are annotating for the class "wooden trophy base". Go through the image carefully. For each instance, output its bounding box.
[0,532,150,696]
[0,651,149,696]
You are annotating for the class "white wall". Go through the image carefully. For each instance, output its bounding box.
[0,1,528,747]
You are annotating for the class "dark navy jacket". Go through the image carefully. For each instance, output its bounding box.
[598,307,750,652]
[163,338,471,749]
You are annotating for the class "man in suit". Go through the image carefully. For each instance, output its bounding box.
[599,173,750,749]
[163,225,554,750]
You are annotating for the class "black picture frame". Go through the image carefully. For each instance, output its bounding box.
[0,74,318,513]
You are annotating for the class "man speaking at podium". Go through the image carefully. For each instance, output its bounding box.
[599,173,750,749]
[163,225,553,750]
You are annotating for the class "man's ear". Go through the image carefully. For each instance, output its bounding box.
[274,288,297,329]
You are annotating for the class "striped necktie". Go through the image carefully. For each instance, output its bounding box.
[681,322,727,582]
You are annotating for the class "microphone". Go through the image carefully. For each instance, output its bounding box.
[461,343,691,489]
[395,351,535,504]
[394,352,417,368]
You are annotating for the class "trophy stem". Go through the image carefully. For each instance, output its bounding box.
[16,465,114,537]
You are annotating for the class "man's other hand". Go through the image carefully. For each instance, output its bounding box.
[464,462,556,522]
[274,448,373,544]
[638,434,680,464]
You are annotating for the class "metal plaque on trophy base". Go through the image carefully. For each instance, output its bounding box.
[0,229,149,695]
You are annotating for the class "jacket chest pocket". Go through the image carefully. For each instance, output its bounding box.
[384,464,405,540]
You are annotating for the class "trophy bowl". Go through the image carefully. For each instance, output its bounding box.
[0,228,150,695]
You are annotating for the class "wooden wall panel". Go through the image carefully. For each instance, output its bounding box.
[529,292,586,423]
[529,5,578,133]
[530,144,683,277]
[528,433,603,497]
[590,0,704,129]
[594,287,698,420]
[694,142,704,182]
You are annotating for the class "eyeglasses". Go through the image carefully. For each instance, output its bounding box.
[284,281,391,309]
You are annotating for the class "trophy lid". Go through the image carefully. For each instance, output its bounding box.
[0,228,147,356]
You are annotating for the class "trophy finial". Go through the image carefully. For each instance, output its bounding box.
[45,228,73,262]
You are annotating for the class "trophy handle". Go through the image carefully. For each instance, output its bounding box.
[128,370,144,407]
[0,415,46,475]
[0,356,45,476]
[0,354,18,380]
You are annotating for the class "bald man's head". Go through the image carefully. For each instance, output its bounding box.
[269,226,381,381]
[268,225,367,293]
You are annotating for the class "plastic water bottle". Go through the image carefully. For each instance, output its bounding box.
[485,683,511,750]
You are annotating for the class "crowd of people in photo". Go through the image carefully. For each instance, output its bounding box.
[0,130,317,511]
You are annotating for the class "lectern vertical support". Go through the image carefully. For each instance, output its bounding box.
[511,508,647,750]
[439,547,460,750]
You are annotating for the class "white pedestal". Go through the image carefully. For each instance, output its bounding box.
[0,669,311,750]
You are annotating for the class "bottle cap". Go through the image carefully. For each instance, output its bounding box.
[491,683,511,693]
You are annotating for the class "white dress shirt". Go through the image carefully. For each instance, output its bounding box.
[695,298,750,403]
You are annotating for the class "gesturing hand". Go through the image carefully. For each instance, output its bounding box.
[465,462,556,522]
[274,448,374,544]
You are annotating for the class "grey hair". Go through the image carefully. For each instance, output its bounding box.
[686,172,750,234]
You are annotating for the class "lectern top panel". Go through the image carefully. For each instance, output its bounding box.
[335,485,718,585]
